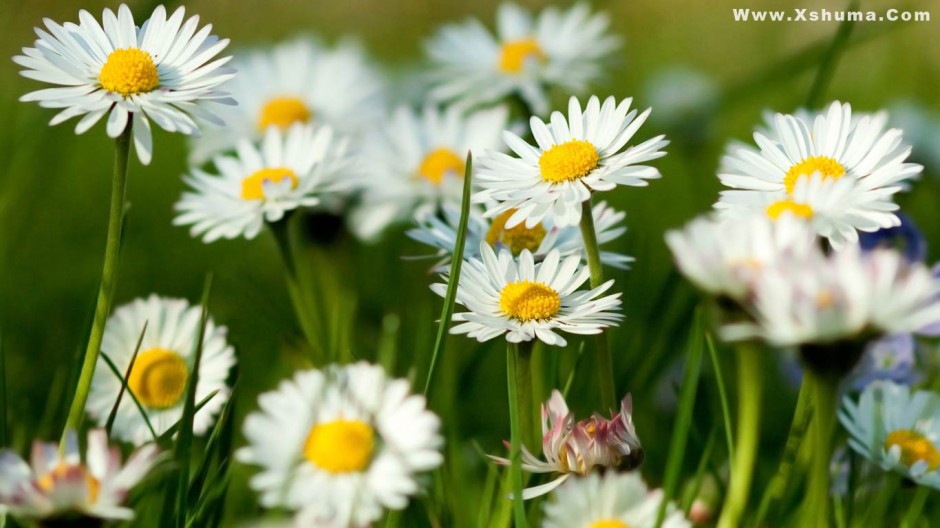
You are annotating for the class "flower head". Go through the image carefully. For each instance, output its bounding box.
[349,104,508,241]
[14,4,236,164]
[0,429,159,522]
[432,244,622,346]
[425,3,620,115]
[715,101,922,247]
[542,472,690,528]
[189,36,385,164]
[236,363,443,527]
[490,389,642,499]
[175,123,352,242]
[476,95,667,229]
[408,200,630,271]
[86,295,236,445]
[840,381,940,489]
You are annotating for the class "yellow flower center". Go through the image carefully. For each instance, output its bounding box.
[241,167,299,200]
[257,96,312,131]
[304,419,375,473]
[127,348,189,409]
[783,156,846,194]
[37,464,100,503]
[539,140,600,183]
[884,429,940,471]
[99,48,160,97]
[766,199,814,220]
[498,38,545,73]
[485,210,547,254]
[589,521,631,528]
[499,281,561,322]
[418,148,465,185]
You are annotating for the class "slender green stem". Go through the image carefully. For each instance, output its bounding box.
[424,153,473,395]
[805,0,860,108]
[900,486,928,528]
[269,216,324,362]
[507,342,528,528]
[755,377,813,524]
[61,122,132,446]
[514,341,536,449]
[706,333,735,464]
[578,197,615,409]
[717,344,762,528]
[800,367,839,528]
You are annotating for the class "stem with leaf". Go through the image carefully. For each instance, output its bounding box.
[61,122,132,447]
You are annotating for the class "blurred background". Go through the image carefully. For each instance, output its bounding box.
[1,0,939,525]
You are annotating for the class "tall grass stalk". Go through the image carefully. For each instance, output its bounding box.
[717,343,762,528]
[61,123,132,448]
[424,153,473,395]
[799,367,839,528]
[578,197,615,408]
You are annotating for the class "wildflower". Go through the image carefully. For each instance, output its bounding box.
[15,4,235,164]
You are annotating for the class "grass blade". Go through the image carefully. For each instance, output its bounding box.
[654,308,705,528]
[105,320,148,436]
[176,274,213,528]
[155,390,220,446]
[100,351,158,441]
[682,427,717,514]
[187,382,237,506]
[706,333,734,463]
[423,152,473,395]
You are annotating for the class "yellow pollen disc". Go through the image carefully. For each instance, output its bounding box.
[37,464,101,503]
[884,429,940,471]
[257,96,312,131]
[766,199,814,220]
[783,156,846,194]
[498,38,545,73]
[588,520,631,528]
[485,210,547,254]
[539,140,600,183]
[241,167,299,200]
[127,348,189,409]
[99,48,160,97]
[304,419,375,473]
[499,280,561,322]
[418,148,464,185]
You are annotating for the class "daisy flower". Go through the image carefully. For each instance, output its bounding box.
[0,429,159,523]
[14,4,235,165]
[490,390,642,499]
[476,95,668,229]
[85,295,236,445]
[425,3,620,115]
[715,101,923,246]
[665,213,818,301]
[839,381,940,489]
[236,362,443,527]
[408,200,631,271]
[189,36,385,164]
[542,472,690,528]
[349,104,508,241]
[174,123,351,242]
[432,243,622,346]
[724,247,940,347]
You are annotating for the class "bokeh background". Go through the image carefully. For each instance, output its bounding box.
[1,0,939,525]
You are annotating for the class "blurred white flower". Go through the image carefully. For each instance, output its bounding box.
[425,2,620,115]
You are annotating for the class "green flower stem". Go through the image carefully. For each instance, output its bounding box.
[717,343,762,528]
[515,341,536,449]
[507,341,528,528]
[578,197,615,409]
[61,122,132,447]
[800,366,840,528]
[755,377,813,524]
[269,215,324,364]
